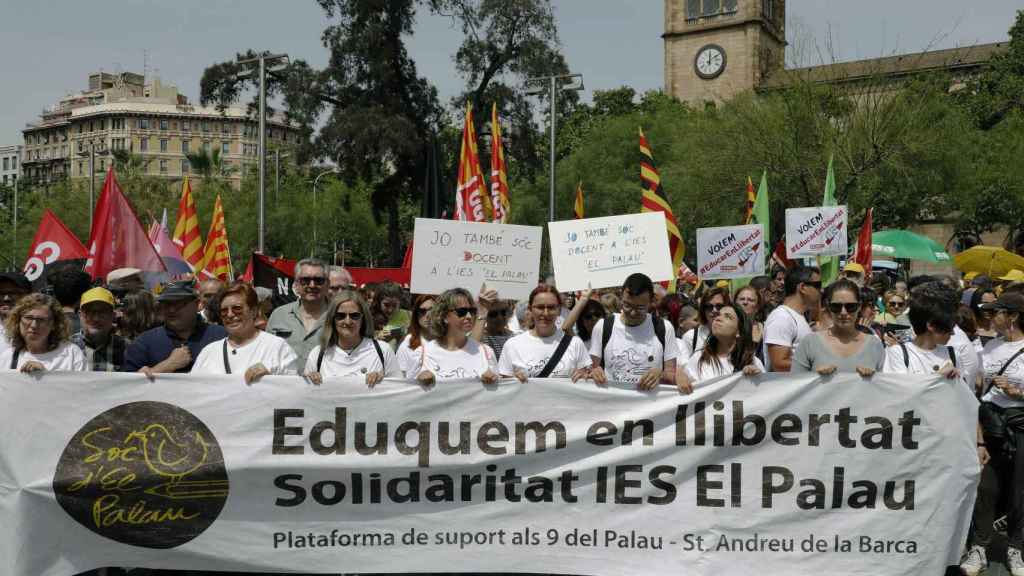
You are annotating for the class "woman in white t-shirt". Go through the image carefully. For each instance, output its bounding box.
[191,282,297,383]
[417,288,498,385]
[677,303,762,392]
[306,290,399,387]
[499,286,591,382]
[1,293,86,372]
[881,282,962,381]
[395,295,436,377]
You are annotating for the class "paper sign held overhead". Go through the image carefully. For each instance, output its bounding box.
[548,212,673,292]
[785,206,848,259]
[410,218,543,300]
[696,224,765,280]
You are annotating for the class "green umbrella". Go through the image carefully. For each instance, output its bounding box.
[871,230,951,262]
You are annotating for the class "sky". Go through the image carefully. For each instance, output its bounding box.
[0,0,1019,145]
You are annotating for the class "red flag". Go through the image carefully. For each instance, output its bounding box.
[401,241,413,270]
[84,167,167,280]
[23,210,89,289]
[853,208,873,279]
[771,236,793,270]
[455,103,491,222]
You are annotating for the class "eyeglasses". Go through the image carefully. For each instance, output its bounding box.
[887,300,906,308]
[416,306,433,315]
[702,303,726,312]
[532,304,560,313]
[621,302,648,313]
[20,315,52,326]
[453,307,477,318]
[220,305,247,317]
[828,302,861,314]
[488,309,509,319]
[334,312,363,322]
[298,277,326,286]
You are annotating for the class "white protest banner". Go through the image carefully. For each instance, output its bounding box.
[696,224,765,279]
[548,212,672,292]
[410,217,543,300]
[785,206,848,259]
[0,371,978,576]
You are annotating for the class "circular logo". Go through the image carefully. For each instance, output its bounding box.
[53,401,230,549]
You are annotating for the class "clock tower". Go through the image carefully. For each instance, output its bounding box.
[664,0,786,104]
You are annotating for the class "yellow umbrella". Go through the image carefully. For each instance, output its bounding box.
[953,246,1024,278]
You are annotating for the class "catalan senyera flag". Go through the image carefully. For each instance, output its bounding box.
[639,127,683,292]
[199,194,233,281]
[574,181,585,220]
[743,176,756,224]
[171,176,204,271]
[490,103,510,223]
[455,103,491,222]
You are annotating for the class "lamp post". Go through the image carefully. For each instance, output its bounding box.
[272,149,291,205]
[524,73,584,222]
[10,175,17,271]
[77,143,109,229]
[236,52,290,253]
[312,168,337,257]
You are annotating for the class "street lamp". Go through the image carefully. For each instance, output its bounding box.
[525,73,584,222]
[312,168,338,257]
[77,142,109,229]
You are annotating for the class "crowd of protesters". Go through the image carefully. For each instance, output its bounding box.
[4,256,1024,576]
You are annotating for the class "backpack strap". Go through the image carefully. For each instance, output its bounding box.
[538,333,574,378]
[221,340,232,374]
[371,339,386,373]
[9,348,21,370]
[899,342,909,368]
[947,346,957,368]
[691,327,698,354]
[652,316,665,351]
[600,315,615,369]
[982,346,1024,396]
[316,347,326,372]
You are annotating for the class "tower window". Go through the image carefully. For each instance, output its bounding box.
[762,0,773,19]
[686,0,737,21]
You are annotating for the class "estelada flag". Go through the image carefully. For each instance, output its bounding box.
[639,128,684,292]
[743,176,756,223]
[574,181,585,220]
[852,207,873,279]
[84,167,166,281]
[490,103,510,223]
[171,176,204,271]
[455,103,491,222]
[23,209,89,289]
[199,194,232,281]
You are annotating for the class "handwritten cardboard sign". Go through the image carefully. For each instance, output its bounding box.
[696,224,765,280]
[410,218,543,300]
[785,206,848,259]
[548,212,673,292]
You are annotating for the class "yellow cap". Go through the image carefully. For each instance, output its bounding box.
[80,287,116,308]
[842,262,865,274]
[964,271,979,281]
[715,280,730,289]
[1000,269,1024,282]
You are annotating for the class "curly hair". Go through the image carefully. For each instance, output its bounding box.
[320,290,376,349]
[3,293,69,352]
[428,288,475,337]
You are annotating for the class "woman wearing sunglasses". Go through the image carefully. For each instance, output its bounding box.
[305,290,399,387]
[792,278,884,377]
[972,288,999,348]
[499,286,592,382]
[477,295,515,361]
[396,295,436,377]
[191,282,298,384]
[679,287,730,358]
[676,303,762,392]
[417,288,498,385]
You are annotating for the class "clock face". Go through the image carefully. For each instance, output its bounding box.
[695,44,726,79]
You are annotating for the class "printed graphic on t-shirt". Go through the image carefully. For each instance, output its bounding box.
[607,344,657,383]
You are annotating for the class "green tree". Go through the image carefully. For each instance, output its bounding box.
[958,10,1024,129]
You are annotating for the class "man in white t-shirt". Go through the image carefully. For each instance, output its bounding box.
[763,265,820,372]
[590,273,679,389]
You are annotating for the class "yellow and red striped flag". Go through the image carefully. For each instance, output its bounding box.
[744,176,756,224]
[639,127,684,292]
[199,194,233,281]
[574,181,585,219]
[171,176,204,271]
[490,103,510,223]
[454,103,492,222]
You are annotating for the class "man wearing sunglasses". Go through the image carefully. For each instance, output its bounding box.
[764,265,820,372]
[267,258,331,372]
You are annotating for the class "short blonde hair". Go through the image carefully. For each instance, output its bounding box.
[3,293,69,352]
[429,288,475,337]
[320,290,375,348]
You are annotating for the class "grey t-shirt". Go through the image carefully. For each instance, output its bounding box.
[792,332,885,374]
